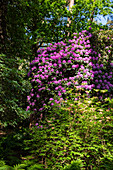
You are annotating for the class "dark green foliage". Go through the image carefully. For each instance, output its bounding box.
[0,128,28,166]
[0,54,31,127]
[0,161,45,170]
[4,0,69,60]
[63,160,83,170]
[0,165,14,170]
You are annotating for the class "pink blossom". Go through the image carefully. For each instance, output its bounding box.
[99,70,102,73]
[53,63,57,67]
[36,94,40,98]
[108,75,112,79]
[63,60,66,63]
[72,64,79,68]
[26,106,30,111]
[97,85,101,89]
[27,96,30,101]
[75,98,78,101]
[100,64,103,67]
[55,87,59,90]
[67,82,71,86]
[39,108,44,111]
[95,80,98,83]
[55,100,60,104]
[102,75,105,78]
[30,93,34,97]
[81,65,84,69]
[58,92,62,96]
[68,60,72,63]
[64,78,68,81]
[62,90,66,93]
[31,102,35,106]
[104,80,107,83]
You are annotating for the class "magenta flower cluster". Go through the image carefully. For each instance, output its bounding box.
[27,30,113,113]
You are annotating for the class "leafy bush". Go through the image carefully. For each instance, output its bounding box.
[0,54,31,127]
[0,160,45,170]
[27,29,113,121]
[63,159,83,170]
[0,127,31,167]
[0,160,6,167]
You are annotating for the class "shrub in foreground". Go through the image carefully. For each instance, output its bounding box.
[24,93,113,169]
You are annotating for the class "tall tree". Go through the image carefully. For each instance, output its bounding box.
[66,0,112,37]
[0,0,68,127]
[67,0,74,26]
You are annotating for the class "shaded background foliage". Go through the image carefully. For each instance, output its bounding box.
[90,30,113,98]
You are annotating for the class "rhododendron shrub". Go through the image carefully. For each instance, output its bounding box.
[27,30,113,117]
[90,30,113,99]
[27,30,94,114]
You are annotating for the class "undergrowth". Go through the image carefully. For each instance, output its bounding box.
[1,92,113,170]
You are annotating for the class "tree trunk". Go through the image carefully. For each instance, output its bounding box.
[67,0,74,36]
[67,0,74,26]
